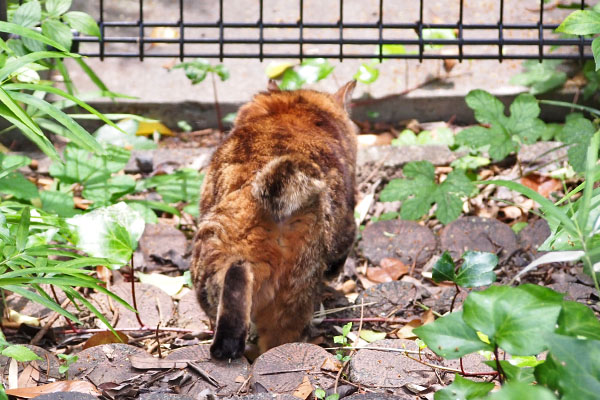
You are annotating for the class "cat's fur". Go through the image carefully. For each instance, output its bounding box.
[190,81,357,359]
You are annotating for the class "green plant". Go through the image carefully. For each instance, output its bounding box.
[333,322,352,362]
[510,60,567,95]
[556,7,600,70]
[314,388,339,400]
[379,161,477,224]
[57,353,78,377]
[267,58,334,90]
[456,90,546,162]
[392,127,454,147]
[433,251,498,289]
[173,58,230,132]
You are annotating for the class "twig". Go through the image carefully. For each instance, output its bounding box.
[236,374,252,395]
[321,317,409,324]
[324,346,420,355]
[334,298,365,393]
[188,361,220,387]
[318,371,376,393]
[129,257,145,328]
[404,353,498,377]
[155,323,162,358]
[313,302,377,318]
[30,297,71,346]
[58,327,211,334]
[211,72,224,135]
[414,302,443,318]
[258,368,312,375]
[450,283,461,313]
[494,345,505,384]
[50,285,77,333]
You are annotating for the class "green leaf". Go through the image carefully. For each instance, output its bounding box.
[82,174,136,206]
[404,161,435,180]
[8,91,102,154]
[593,37,600,71]
[414,311,493,359]
[539,334,600,400]
[1,345,41,362]
[342,322,352,336]
[354,62,379,84]
[433,374,494,400]
[297,58,334,83]
[488,381,557,400]
[400,195,434,220]
[556,301,600,340]
[455,251,498,288]
[11,1,41,28]
[391,129,417,146]
[0,22,68,52]
[45,0,72,17]
[4,284,80,322]
[67,202,145,267]
[126,202,158,224]
[422,28,456,50]
[465,89,505,124]
[314,388,326,399]
[359,330,386,343]
[483,360,535,384]
[417,127,455,146]
[379,178,418,202]
[450,155,490,171]
[433,191,463,225]
[0,172,39,201]
[0,154,31,180]
[212,64,230,81]
[49,143,129,184]
[173,58,209,84]
[94,119,157,150]
[463,285,564,355]
[142,168,202,204]
[510,60,567,95]
[556,10,600,35]
[42,19,73,51]
[40,190,76,217]
[0,50,74,82]
[432,251,456,283]
[62,11,100,38]
[279,68,304,90]
[15,207,30,252]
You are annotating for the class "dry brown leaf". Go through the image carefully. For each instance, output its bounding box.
[320,357,342,372]
[17,361,39,388]
[396,309,435,339]
[341,279,357,294]
[235,375,246,383]
[292,375,313,400]
[83,331,129,350]
[9,358,18,389]
[366,258,409,283]
[130,355,188,370]
[73,197,91,210]
[95,265,112,284]
[5,381,101,398]
[499,206,522,220]
[520,173,562,198]
[443,58,457,73]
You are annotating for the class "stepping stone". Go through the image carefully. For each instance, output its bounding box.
[354,281,418,318]
[90,282,175,329]
[440,216,518,262]
[176,290,210,332]
[164,345,250,397]
[518,219,551,252]
[69,343,151,384]
[348,339,439,396]
[139,395,195,400]
[0,345,59,386]
[137,223,190,272]
[251,343,338,395]
[345,394,413,399]
[227,394,297,399]
[358,220,437,266]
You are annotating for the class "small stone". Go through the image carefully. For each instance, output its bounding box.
[341,279,357,294]
[518,219,551,252]
[135,153,154,173]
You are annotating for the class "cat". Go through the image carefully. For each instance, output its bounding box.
[190,80,357,359]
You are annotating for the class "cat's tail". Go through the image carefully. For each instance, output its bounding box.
[251,156,325,221]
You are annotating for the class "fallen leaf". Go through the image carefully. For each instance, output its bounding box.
[366,258,408,283]
[359,330,387,343]
[95,265,112,284]
[499,206,522,220]
[520,173,562,198]
[292,375,313,400]
[235,375,246,383]
[130,355,188,370]
[8,358,17,389]
[83,331,129,350]
[320,357,342,372]
[137,121,173,136]
[17,361,40,388]
[266,61,293,79]
[136,271,187,297]
[5,381,101,398]
[396,309,435,339]
[7,309,40,327]
[443,58,457,73]
[357,133,393,147]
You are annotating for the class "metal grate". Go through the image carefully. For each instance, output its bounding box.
[12,0,598,61]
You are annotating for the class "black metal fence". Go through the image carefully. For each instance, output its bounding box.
[12,0,599,61]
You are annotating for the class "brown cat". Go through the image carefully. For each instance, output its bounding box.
[190,80,357,359]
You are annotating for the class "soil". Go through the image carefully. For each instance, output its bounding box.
[4,124,599,400]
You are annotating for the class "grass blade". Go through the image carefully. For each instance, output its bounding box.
[540,99,600,117]
[0,51,77,81]
[0,22,67,52]
[579,131,600,236]
[54,59,75,95]
[4,285,80,323]
[15,207,30,252]
[61,286,118,336]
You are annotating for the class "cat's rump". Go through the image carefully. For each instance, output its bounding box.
[251,155,325,222]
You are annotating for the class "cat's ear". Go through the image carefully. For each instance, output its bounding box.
[333,80,356,112]
[267,79,280,92]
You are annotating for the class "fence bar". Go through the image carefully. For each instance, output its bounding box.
[138,0,144,61]
[498,0,504,63]
[338,0,343,62]
[179,0,184,61]
[99,0,104,60]
[299,0,304,62]
[458,0,464,63]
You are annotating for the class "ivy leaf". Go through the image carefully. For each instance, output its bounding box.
[454,251,498,288]
[42,19,73,51]
[433,190,463,225]
[433,374,494,400]
[483,360,535,384]
[556,114,596,172]
[463,285,564,355]
[67,202,145,267]
[1,345,42,362]
[488,382,558,400]
[510,60,567,95]
[556,301,600,340]
[432,251,456,283]
[556,9,600,35]
[537,334,600,400]
[391,129,417,146]
[63,11,100,38]
[414,311,493,359]
[354,62,379,84]
[11,1,41,28]
[45,0,72,17]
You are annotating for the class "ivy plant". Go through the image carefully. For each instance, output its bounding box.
[379,161,477,224]
[433,251,498,288]
[556,7,600,70]
[510,60,567,95]
[456,90,546,161]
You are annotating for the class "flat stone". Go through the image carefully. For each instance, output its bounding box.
[0,345,59,387]
[518,219,551,252]
[348,339,437,396]
[354,281,418,319]
[139,394,195,400]
[124,148,215,173]
[440,216,518,262]
[345,394,413,400]
[357,145,462,169]
[358,220,437,266]
[550,282,596,303]
[164,345,250,397]
[251,343,338,395]
[137,223,190,271]
[227,394,297,399]
[69,343,151,384]
[90,282,175,329]
[518,142,568,166]
[176,290,210,331]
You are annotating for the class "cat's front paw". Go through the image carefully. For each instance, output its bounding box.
[210,327,246,359]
